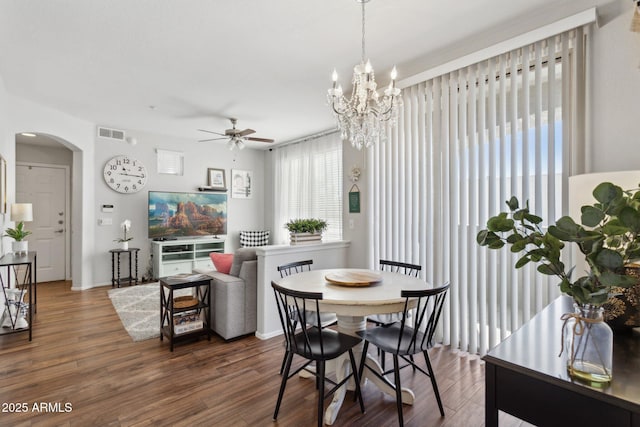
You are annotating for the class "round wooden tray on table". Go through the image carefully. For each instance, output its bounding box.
[324,271,383,287]
[173,295,198,309]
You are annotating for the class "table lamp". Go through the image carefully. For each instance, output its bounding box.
[9,203,33,255]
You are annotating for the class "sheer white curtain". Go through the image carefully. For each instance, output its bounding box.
[273,132,343,244]
[367,28,587,355]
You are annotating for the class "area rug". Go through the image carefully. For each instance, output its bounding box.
[108,283,161,342]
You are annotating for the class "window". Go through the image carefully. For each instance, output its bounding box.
[368,29,587,355]
[274,132,343,244]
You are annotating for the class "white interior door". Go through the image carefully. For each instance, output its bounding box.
[16,164,68,282]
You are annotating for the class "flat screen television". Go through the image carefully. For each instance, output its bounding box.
[148,191,227,239]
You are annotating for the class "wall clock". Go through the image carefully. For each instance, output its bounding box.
[103,155,148,193]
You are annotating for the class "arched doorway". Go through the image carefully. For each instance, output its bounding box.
[15,133,72,282]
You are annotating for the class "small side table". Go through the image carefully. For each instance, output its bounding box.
[109,248,140,288]
[160,275,211,351]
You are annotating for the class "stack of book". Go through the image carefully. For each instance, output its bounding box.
[173,312,203,335]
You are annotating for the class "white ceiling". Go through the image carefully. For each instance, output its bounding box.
[0,0,605,149]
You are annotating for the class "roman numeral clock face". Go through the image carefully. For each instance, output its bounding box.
[103,155,148,193]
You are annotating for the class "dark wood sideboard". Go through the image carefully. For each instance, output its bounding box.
[484,296,640,426]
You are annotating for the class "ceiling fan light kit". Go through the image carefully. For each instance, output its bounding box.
[198,118,274,150]
[327,0,402,150]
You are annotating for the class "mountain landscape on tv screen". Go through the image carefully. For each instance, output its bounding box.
[148,192,227,238]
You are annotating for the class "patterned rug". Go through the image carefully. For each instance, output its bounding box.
[108,283,160,342]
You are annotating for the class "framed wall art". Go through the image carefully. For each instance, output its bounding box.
[207,168,226,190]
[231,169,253,199]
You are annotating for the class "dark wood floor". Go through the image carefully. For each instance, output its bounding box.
[0,281,528,426]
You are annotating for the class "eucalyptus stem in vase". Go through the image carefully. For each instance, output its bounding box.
[477,182,640,384]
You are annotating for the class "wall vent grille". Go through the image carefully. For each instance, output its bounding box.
[97,126,125,141]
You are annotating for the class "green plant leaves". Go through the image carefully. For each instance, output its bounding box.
[593,182,622,204]
[581,206,605,227]
[476,182,640,306]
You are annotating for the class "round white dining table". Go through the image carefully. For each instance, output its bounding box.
[274,268,430,425]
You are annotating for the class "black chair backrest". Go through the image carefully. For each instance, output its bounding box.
[272,281,325,358]
[379,259,421,277]
[396,282,450,354]
[277,259,313,278]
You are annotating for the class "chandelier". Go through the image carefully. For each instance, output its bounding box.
[327,0,402,150]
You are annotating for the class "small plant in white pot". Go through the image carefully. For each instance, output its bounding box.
[3,222,32,255]
[114,220,134,250]
[285,218,328,245]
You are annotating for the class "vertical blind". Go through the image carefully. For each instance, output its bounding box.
[367,28,587,355]
[273,132,343,244]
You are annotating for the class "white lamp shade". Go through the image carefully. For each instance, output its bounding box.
[10,203,33,222]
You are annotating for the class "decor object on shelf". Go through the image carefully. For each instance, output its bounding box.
[5,203,33,255]
[327,0,402,150]
[285,218,327,245]
[103,155,148,193]
[114,219,133,250]
[477,182,640,384]
[207,168,227,191]
[1,288,28,329]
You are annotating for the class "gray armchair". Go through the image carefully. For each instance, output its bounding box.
[195,248,257,340]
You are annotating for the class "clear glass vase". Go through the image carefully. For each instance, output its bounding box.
[562,303,613,384]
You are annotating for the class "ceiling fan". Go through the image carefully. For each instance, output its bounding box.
[198,118,275,150]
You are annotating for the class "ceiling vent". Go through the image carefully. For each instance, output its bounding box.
[97,126,125,141]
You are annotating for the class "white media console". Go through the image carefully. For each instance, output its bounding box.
[151,237,225,279]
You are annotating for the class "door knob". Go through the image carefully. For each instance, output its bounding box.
[55,229,64,233]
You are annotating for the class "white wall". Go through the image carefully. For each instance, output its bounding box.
[7,96,95,290]
[93,130,267,285]
[589,2,640,172]
[17,144,73,166]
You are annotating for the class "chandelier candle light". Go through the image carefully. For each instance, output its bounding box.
[328,0,402,150]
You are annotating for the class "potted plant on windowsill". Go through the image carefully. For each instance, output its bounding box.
[477,182,640,384]
[3,222,32,255]
[285,218,328,245]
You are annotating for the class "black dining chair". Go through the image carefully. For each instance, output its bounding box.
[271,282,365,427]
[368,259,422,370]
[358,282,450,427]
[276,260,338,375]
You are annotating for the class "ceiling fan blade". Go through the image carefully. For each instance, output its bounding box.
[246,137,275,143]
[198,137,229,142]
[198,129,226,136]
[237,128,256,137]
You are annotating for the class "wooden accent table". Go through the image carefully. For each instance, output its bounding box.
[484,296,640,426]
[159,275,212,351]
[109,248,140,288]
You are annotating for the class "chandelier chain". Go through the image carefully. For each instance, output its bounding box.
[361,1,366,63]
